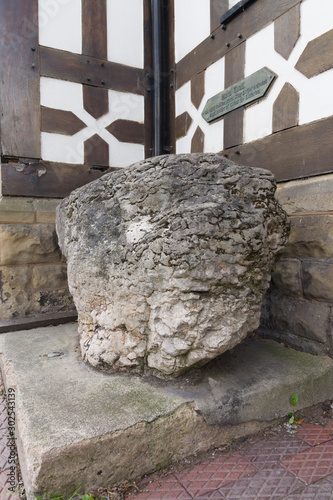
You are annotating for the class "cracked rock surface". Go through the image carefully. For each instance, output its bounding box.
[56,153,289,378]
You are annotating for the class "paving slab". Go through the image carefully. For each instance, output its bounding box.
[0,324,332,499]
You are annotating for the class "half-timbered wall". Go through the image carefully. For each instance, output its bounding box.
[173,0,333,357]
[174,0,333,174]
[39,0,145,170]
[0,0,152,198]
[0,0,152,328]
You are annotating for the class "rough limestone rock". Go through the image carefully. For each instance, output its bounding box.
[56,153,289,379]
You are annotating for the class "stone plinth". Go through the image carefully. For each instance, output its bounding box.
[1,324,333,499]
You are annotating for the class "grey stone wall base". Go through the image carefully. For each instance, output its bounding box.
[270,175,333,357]
[0,324,332,499]
[257,326,329,357]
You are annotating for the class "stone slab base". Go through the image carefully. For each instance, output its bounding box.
[0,324,332,499]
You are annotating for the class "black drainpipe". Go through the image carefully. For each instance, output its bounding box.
[151,0,171,157]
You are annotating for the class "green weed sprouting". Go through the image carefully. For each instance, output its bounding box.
[287,393,299,425]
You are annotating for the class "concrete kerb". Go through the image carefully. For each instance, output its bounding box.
[0,323,332,499]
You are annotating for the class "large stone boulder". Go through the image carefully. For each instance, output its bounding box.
[56,153,289,378]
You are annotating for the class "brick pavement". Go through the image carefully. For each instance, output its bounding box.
[128,420,333,499]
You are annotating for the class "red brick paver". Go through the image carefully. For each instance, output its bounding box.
[282,440,333,485]
[239,434,310,469]
[128,475,191,499]
[296,420,333,446]
[285,474,333,499]
[175,453,256,498]
[129,421,333,499]
[0,398,8,431]
[212,464,305,500]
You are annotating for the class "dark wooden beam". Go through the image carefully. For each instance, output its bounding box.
[41,107,87,136]
[224,108,244,149]
[272,83,299,133]
[106,120,145,144]
[274,4,300,60]
[0,161,120,198]
[175,112,193,140]
[84,134,109,167]
[176,0,302,90]
[83,86,109,119]
[211,0,228,33]
[82,0,107,60]
[224,43,245,149]
[191,71,205,110]
[220,0,258,25]
[0,0,40,158]
[0,312,78,334]
[295,29,333,78]
[40,46,144,94]
[191,126,205,153]
[223,116,333,182]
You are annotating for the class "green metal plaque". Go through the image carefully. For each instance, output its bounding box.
[202,67,276,123]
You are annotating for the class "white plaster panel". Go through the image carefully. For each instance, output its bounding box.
[203,59,225,152]
[41,131,86,164]
[175,81,191,117]
[107,0,144,68]
[245,25,276,77]
[108,90,144,124]
[175,61,225,154]
[175,0,210,63]
[204,119,224,153]
[107,138,145,168]
[176,134,192,154]
[40,78,83,112]
[39,0,82,54]
[299,70,333,125]
[244,25,276,142]
[297,0,333,124]
[229,0,240,8]
[205,58,225,100]
[40,78,145,167]
[175,82,192,153]
[301,0,333,41]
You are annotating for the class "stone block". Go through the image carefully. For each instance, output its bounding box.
[32,264,68,290]
[0,266,31,320]
[281,214,333,259]
[33,290,75,315]
[271,259,302,296]
[0,224,61,266]
[1,325,333,499]
[269,292,330,344]
[276,174,333,214]
[0,197,34,223]
[57,153,289,378]
[35,199,61,224]
[302,261,333,302]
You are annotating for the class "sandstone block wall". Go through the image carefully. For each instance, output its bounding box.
[0,197,75,322]
[259,174,333,357]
